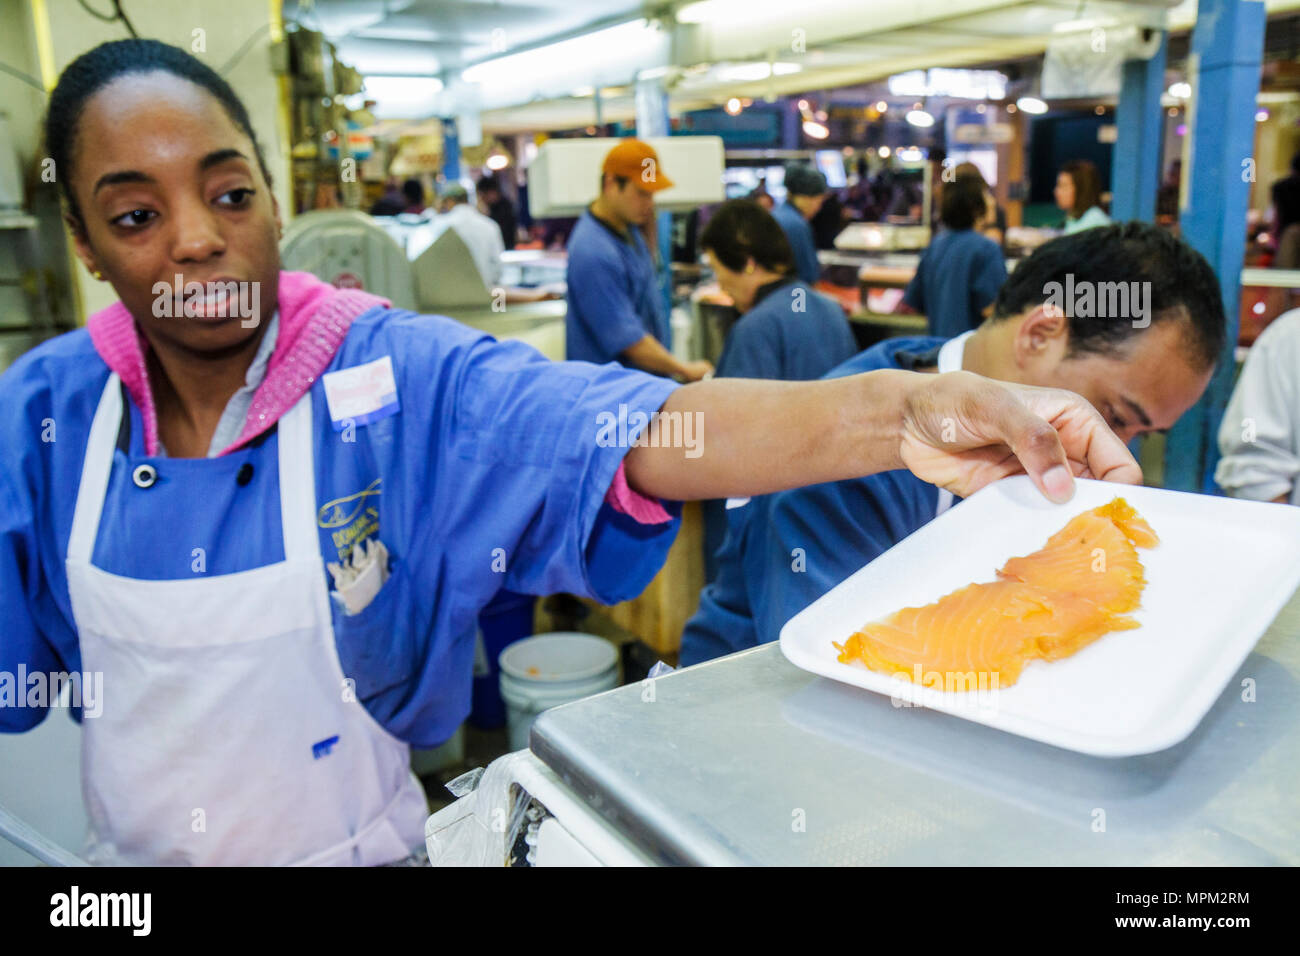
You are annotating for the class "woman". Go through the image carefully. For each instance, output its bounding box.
[0,40,1138,866]
[1055,159,1111,234]
[954,162,1006,249]
[903,176,1008,338]
[699,199,858,575]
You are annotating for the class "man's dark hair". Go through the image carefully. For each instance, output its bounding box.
[990,220,1225,369]
[940,176,987,231]
[478,175,502,196]
[45,38,272,223]
[1060,159,1103,218]
[700,199,796,275]
[402,179,424,206]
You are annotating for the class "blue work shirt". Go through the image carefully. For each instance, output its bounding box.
[705,278,858,578]
[772,201,821,286]
[0,307,682,746]
[680,336,950,666]
[565,208,669,367]
[715,278,857,380]
[903,229,1006,339]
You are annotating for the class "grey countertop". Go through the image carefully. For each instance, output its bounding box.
[531,586,1300,865]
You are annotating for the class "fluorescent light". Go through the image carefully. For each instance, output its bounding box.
[717,61,801,83]
[875,100,888,112]
[677,0,749,24]
[1256,109,1270,122]
[897,147,923,162]
[905,109,934,128]
[878,146,891,158]
[486,153,510,170]
[725,97,742,115]
[802,120,829,140]
[1168,81,1191,99]
[1016,96,1048,114]
[361,76,445,118]
[572,86,595,97]
[462,20,653,86]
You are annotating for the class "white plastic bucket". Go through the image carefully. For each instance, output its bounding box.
[499,632,620,752]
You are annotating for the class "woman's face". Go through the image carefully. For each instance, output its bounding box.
[66,71,281,354]
[1054,172,1076,213]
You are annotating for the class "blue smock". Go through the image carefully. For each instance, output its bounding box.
[0,306,682,746]
[704,278,858,578]
[772,201,821,286]
[903,229,1006,339]
[715,279,857,380]
[680,336,949,666]
[565,208,670,367]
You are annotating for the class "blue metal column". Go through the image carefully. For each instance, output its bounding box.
[441,118,460,182]
[636,78,674,340]
[1164,0,1265,493]
[1110,31,1168,222]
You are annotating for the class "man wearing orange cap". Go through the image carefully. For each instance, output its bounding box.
[565,139,714,380]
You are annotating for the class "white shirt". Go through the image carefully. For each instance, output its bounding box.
[1217,308,1300,505]
[430,203,505,289]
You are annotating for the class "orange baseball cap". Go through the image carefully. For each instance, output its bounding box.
[601,138,675,192]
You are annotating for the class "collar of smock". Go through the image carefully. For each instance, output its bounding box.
[86,270,390,457]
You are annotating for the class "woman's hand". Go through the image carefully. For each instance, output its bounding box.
[899,370,1143,502]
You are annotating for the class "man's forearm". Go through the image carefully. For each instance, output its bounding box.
[622,371,914,501]
[620,334,685,378]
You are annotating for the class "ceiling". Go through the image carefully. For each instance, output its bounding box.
[285,0,1300,131]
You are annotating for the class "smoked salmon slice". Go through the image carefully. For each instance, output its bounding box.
[834,498,1159,688]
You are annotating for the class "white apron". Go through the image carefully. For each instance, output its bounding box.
[65,375,429,866]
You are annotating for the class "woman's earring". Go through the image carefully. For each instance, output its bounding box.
[92,269,104,280]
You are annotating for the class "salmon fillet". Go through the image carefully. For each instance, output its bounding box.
[834,498,1159,689]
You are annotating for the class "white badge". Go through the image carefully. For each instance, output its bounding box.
[321,355,400,430]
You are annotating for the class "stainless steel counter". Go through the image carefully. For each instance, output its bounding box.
[531,586,1300,865]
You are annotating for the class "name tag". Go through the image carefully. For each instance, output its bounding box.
[322,356,400,429]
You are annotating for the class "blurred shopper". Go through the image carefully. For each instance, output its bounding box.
[902,176,1007,337]
[1217,308,1300,505]
[699,199,858,576]
[565,139,713,379]
[1271,152,1300,268]
[954,162,1006,249]
[1156,159,1182,222]
[809,189,847,249]
[478,175,518,250]
[773,164,827,284]
[1056,159,1110,234]
[369,178,405,217]
[430,183,505,288]
[401,178,426,215]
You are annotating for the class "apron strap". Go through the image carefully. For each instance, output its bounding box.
[277,393,319,562]
[70,373,320,565]
[67,374,123,564]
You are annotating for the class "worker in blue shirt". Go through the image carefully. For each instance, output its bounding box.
[565,139,713,380]
[681,222,1227,665]
[0,39,1144,866]
[771,164,827,286]
[903,175,1007,338]
[700,199,857,576]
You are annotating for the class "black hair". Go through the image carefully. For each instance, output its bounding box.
[699,199,795,275]
[478,175,502,195]
[990,220,1225,369]
[45,38,272,223]
[940,176,987,231]
[402,179,424,205]
[1060,159,1102,217]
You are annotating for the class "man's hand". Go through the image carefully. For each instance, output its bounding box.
[898,370,1143,502]
[678,359,714,382]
